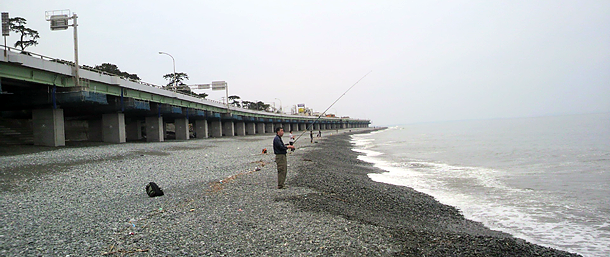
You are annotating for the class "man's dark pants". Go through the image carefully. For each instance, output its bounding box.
[275,154,287,188]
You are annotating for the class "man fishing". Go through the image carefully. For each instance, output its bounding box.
[273,127,295,189]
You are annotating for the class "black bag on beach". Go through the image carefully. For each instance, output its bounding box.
[146,182,164,197]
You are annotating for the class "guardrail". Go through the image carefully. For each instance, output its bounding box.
[1,45,368,123]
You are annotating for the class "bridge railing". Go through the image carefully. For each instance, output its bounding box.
[2,45,369,123]
[2,44,166,87]
[1,45,265,112]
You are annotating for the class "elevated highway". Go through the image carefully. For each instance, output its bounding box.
[0,46,370,146]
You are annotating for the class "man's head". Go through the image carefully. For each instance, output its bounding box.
[290,130,293,133]
[275,127,284,136]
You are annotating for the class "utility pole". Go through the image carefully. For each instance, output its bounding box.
[72,13,79,87]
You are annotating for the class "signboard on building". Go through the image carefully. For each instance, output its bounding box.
[298,103,305,113]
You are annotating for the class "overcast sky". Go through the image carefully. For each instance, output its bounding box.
[3,1,609,125]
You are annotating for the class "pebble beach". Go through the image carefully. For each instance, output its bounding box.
[0,128,580,256]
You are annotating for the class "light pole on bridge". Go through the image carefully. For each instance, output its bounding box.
[275,98,282,114]
[158,51,177,92]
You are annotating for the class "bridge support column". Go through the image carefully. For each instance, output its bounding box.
[102,113,126,143]
[145,116,164,142]
[246,122,256,135]
[195,120,208,138]
[223,121,234,136]
[305,123,313,131]
[265,123,274,133]
[33,108,65,147]
[175,118,189,140]
[126,119,143,141]
[257,123,265,134]
[210,120,222,137]
[235,121,246,136]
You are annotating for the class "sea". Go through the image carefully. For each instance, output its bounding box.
[350,113,610,257]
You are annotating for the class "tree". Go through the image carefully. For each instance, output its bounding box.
[94,63,141,80]
[162,72,189,91]
[195,92,208,99]
[9,17,40,51]
[228,95,241,107]
[258,101,271,111]
[241,101,253,109]
[242,100,270,111]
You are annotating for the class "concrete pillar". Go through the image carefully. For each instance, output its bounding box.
[88,119,103,142]
[246,122,256,135]
[32,108,65,147]
[304,123,312,131]
[126,119,143,141]
[235,121,246,136]
[293,123,299,132]
[195,119,208,138]
[175,118,189,140]
[210,120,222,137]
[257,123,265,134]
[145,116,164,142]
[223,121,234,136]
[102,113,126,143]
[265,123,274,133]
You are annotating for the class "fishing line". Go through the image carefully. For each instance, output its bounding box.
[293,70,372,144]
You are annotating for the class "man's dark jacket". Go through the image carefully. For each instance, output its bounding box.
[273,135,288,154]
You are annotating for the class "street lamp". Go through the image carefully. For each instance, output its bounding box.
[275,98,282,113]
[158,51,176,91]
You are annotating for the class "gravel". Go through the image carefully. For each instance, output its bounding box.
[0,129,582,256]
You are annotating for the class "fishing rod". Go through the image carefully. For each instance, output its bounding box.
[293,70,372,144]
